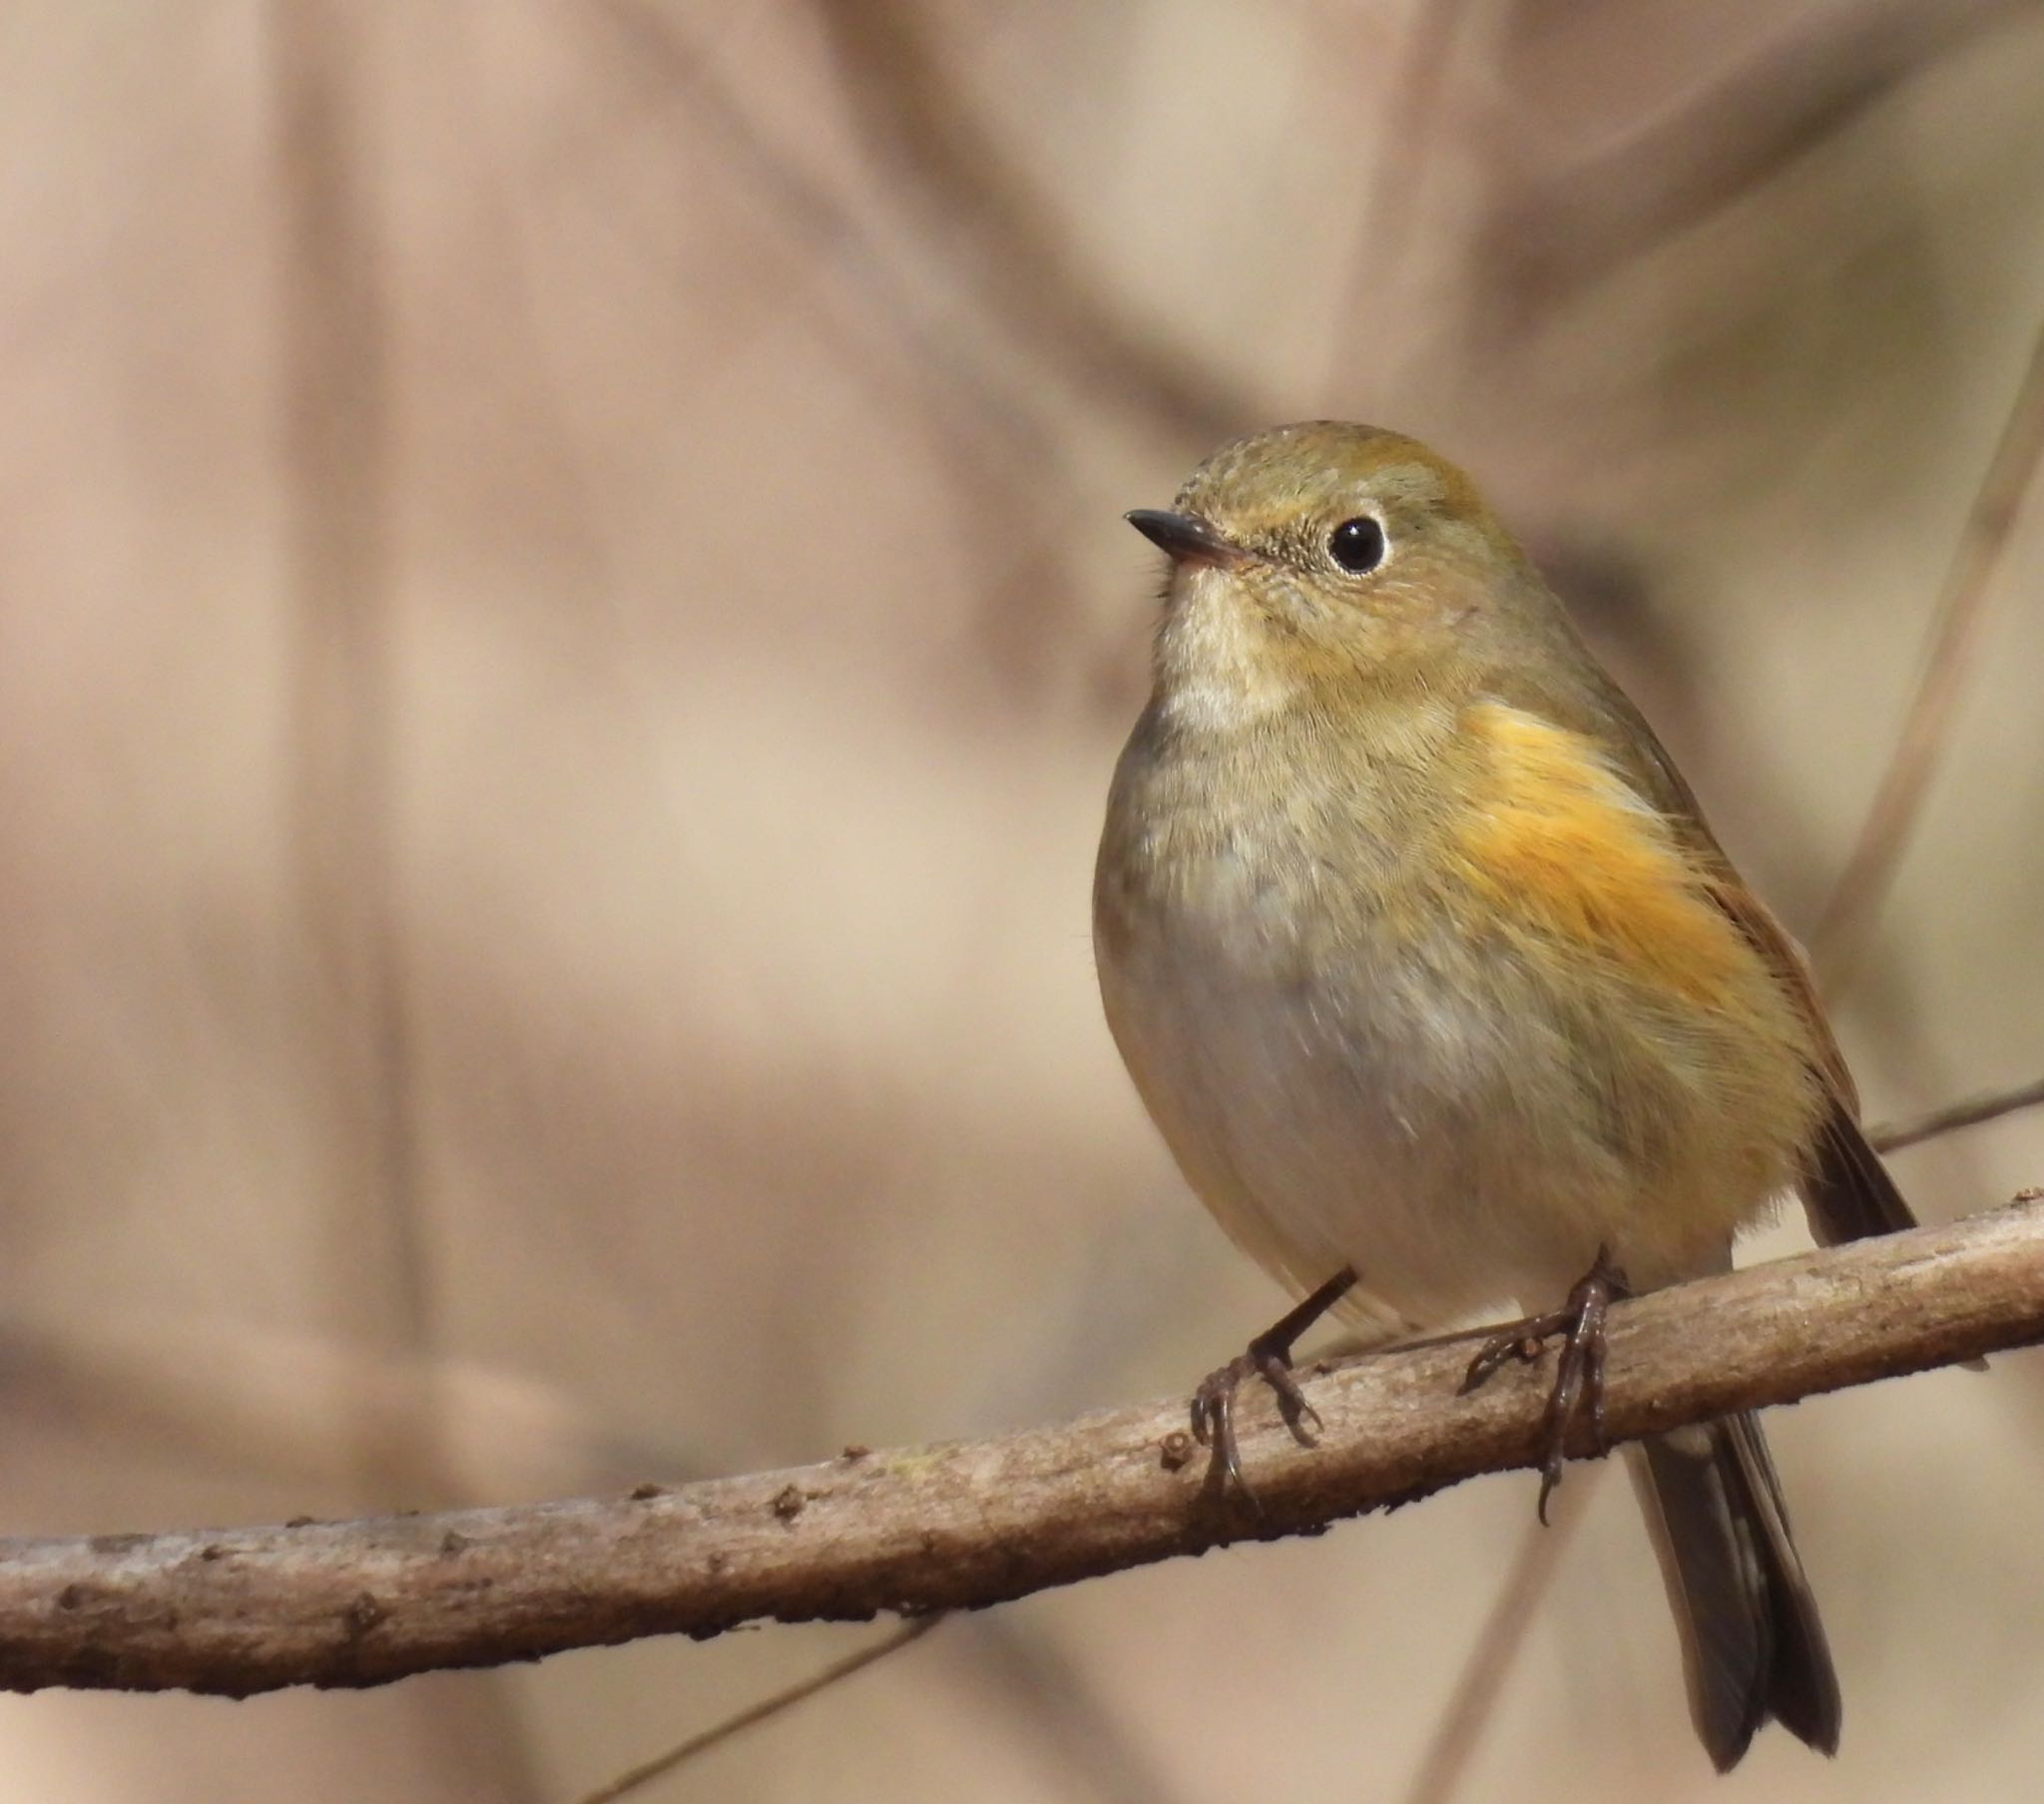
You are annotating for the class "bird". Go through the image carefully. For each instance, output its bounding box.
[1092,420,1915,1771]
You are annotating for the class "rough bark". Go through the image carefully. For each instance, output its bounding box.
[1,1196,2038,1696]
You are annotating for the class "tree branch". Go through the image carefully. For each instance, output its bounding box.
[3,1196,2040,1697]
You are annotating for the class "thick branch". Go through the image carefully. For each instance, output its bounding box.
[4,1197,2040,1697]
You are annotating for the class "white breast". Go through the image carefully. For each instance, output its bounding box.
[1098,877,1617,1329]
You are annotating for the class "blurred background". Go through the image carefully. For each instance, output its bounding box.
[1,1,2041,1799]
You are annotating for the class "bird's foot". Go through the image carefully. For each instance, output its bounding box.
[1190,1266,1355,1502]
[1459,1246,1629,1523]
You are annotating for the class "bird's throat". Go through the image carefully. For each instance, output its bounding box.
[1153,565,1305,730]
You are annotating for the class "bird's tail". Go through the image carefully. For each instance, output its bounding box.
[1629,1412,1841,1770]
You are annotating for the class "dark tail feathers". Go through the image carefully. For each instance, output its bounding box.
[1631,1412,1841,1770]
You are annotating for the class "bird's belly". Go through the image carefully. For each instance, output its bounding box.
[1100,898,1754,1326]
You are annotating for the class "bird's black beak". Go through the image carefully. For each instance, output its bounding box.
[1124,509,1246,568]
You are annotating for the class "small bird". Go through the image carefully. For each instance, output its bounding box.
[1094,421,1915,1771]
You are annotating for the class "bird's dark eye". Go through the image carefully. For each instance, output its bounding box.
[1327,516,1386,574]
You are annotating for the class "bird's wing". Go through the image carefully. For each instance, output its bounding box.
[1699,868,1915,1242]
[1526,656,1917,1246]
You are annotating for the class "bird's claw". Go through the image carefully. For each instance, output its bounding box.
[1187,1268,1355,1503]
[1460,1246,1629,1522]
[1191,1344,1322,1507]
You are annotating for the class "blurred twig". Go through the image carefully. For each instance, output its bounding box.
[590,0,1095,708]
[1400,1473,1594,1804]
[1812,307,2044,986]
[0,1197,2036,1697]
[572,1616,942,1804]
[1869,1076,2044,1155]
[1325,0,1476,388]
[1479,0,2026,329]
[594,0,1053,468]
[270,10,540,1793]
[272,0,432,1358]
[583,1608,1186,1804]
[0,1311,694,1503]
[957,1613,1193,1804]
[813,0,1258,443]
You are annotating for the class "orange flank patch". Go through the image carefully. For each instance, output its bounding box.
[1453,704,1752,1004]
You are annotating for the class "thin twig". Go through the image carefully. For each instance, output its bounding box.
[593,0,1054,469]
[813,0,1258,443]
[587,0,1098,710]
[573,1616,942,1804]
[1812,306,2044,985]
[1476,0,2026,329]
[0,1197,2037,1698]
[1868,1076,2044,1155]
[1325,0,1475,390]
[1400,1472,1595,1804]
[272,14,541,1792]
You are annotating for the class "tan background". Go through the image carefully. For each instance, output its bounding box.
[1,2,2041,1799]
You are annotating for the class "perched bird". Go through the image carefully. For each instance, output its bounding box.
[1093,422,1914,1771]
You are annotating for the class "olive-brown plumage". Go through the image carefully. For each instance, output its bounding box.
[1096,422,1913,1769]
